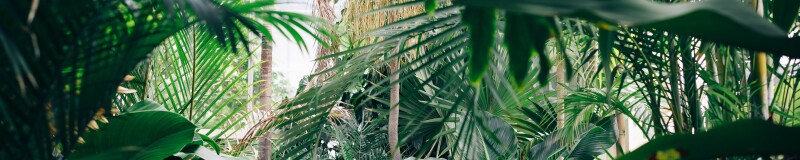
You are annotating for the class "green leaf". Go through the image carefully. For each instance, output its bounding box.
[505,13,551,90]
[529,122,615,160]
[463,7,497,86]
[425,0,438,15]
[198,133,221,154]
[70,111,196,160]
[460,111,517,159]
[771,0,800,32]
[566,123,616,159]
[460,0,800,58]
[598,29,615,73]
[618,120,800,160]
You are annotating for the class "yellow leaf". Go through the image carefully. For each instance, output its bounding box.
[123,75,135,82]
[117,86,137,94]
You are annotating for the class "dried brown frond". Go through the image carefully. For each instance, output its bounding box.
[344,0,423,41]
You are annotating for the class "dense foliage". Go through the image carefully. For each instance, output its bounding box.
[3,0,800,159]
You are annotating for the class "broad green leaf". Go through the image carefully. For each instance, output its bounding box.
[505,13,552,90]
[70,111,196,160]
[460,0,800,58]
[463,7,497,86]
[618,120,800,160]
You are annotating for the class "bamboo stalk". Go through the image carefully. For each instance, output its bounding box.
[750,0,769,120]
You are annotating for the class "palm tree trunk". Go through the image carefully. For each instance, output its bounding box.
[258,35,273,160]
[388,58,401,160]
[752,52,768,120]
[615,113,628,154]
[304,0,337,92]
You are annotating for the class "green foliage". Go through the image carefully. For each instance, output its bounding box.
[504,13,552,89]
[528,123,615,160]
[463,7,497,86]
[0,0,265,158]
[5,0,800,159]
[460,0,800,57]
[70,111,196,160]
[326,117,389,159]
[148,26,264,134]
[457,111,517,159]
[770,0,800,31]
[425,0,438,15]
[619,120,800,160]
[0,0,331,158]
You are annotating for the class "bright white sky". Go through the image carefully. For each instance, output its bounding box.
[271,0,314,95]
[271,0,345,96]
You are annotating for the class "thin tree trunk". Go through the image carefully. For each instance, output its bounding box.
[752,52,768,120]
[556,58,571,160]
[615,114,628,155]
[751,0,768,120]
[556,60,565,129]
[258,35,273,160]
[248,55,255,110]
[388,58,401,160]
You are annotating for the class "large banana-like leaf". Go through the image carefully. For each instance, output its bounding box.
[459,0,800,57]
[70,111,196,160]
[432,0,800,104]
[619,120,800,160]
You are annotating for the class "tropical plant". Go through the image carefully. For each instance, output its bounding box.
[5,0,800,159]
[0,0,329,159]
[274,0,800,159]
[70,101,196,160]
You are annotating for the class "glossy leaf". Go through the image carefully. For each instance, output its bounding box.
[460,0,800,58]
[618,120,800,160]
[70,111,196,160]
